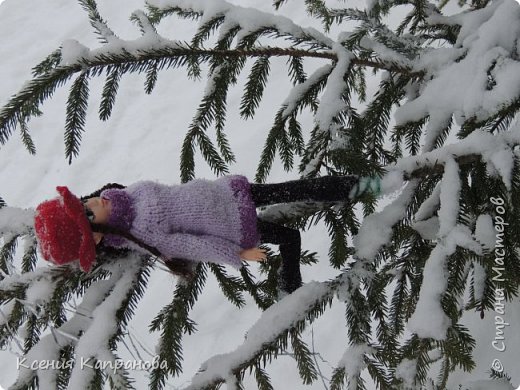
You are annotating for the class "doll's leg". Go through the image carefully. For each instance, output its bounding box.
[257,218,302,293]
[250,175,381,207]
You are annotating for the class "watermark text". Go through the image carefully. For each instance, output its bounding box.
[16,355,168,374]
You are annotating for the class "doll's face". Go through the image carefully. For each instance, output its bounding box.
[83,197,112,224]
[83,197,112,245]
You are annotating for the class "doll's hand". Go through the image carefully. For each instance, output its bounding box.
[240,247,267,262]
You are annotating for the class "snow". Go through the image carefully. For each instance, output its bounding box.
[380,169,404,195]
[67,256,143,388]
[392,129,520,186]
[415,182,441,221]
[282,64,334,118]
[394,358,417,389]
[24,275,57,308]
[314,43,352,132]
[0,207,35,239]
[484,146,514,190]
[437,158,460,237]
[360,36,413,68]
[354,179,418,260]
[147,0,335,48]
[474,214,496,250]
[337,343,374,381]
[407,241,451,339]
[397,0,520,124]
[407,159,482,340]
[407,222,484,339]
[185,281,332,389]
[412,216,439,240]
[60,39,90,66]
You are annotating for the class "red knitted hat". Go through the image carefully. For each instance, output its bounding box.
[34,186,96,272]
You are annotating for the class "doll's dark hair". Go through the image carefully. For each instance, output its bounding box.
[82,183,195,280]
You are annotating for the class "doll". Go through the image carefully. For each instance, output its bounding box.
[34,175,382,293]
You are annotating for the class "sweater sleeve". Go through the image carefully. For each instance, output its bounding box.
[149,231,244,269]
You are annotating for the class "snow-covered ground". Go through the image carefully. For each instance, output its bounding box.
[0,0,519,389]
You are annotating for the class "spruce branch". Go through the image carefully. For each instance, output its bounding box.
[183,280,337,390]
[287,55,307,85]
[363,75,408,165]
[0,43,423,161]
[64,71,90,164]
[21,237,38,274]
[290,328,319,385]
[9,257,143,390]
[0,236,18,276]
[273,0,289,10]
[255,108,287,184]
[2,2,520,388]
[288,115,305,156]
[256,65,333,183]
[239,264,275,311]
[191,16,225,49]
[180,128,197,183]
[330,366,346,390]
[254,365,274,390]
[32,49,63,77]
[149,264,207,390]
[183,125,230,182]
[0,66,77,147]
[145,62,159,94]
[77,0,119,44]
[131,9,158,36]
[240,56,270,120]
[324,209,351,269]
[305,0,335,32]
[208,263,246,308]
[99,66,122,120]
[146,3,204,25]
[19,120,36,155]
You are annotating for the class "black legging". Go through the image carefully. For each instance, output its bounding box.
[256,219,302,293]
[251,175,360,293]
[250,175,359,207]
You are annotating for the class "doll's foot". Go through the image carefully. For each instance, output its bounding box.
[277,267,302,295]
[349,176,382,199]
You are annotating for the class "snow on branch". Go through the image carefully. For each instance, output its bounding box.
[10,256,143,389]
[183,280,334,389]
[0,264,71,295]
[131,10,159,36]
[407,159,483,340]
[0,207,35,241]
[315,43,353,133]
[354,179,419,261]
[397,0,520,125]
[437,158,460,237]
[359,35,414,69]
[146,0,335,49]
[397,127,519,188]
[354,123,520,262]
[78,0,119,44]
[67,257,143,388]
[282,65,333,120]
[336,343,375,388]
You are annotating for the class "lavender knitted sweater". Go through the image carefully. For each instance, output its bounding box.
[99,175,260,268]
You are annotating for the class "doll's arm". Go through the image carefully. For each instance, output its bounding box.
[149,231,244,269]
